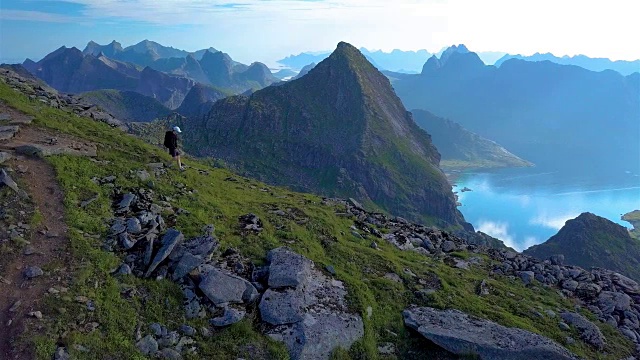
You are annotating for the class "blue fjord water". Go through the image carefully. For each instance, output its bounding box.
[454,167,640,251]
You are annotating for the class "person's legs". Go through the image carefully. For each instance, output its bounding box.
[176,155,183,169]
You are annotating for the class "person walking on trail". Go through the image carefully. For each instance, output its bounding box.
[164,126,184,170]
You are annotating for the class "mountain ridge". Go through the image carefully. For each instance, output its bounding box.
[185,42,471,229]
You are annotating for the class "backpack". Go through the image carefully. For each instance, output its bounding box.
[163,131,173,148]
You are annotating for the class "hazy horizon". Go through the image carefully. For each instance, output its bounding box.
[1,0,639,67]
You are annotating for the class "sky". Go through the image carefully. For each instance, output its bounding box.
[1,0,638,66]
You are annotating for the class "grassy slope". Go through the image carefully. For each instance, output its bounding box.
[80,89,171,122]
[0,81,634,359]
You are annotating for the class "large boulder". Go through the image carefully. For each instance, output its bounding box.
[403,307,578,360]
[261,248,364,359]
[267,247,312,288]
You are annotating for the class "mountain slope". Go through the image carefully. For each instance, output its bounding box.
[176,83,230,118]
[524,212,640,281]
[1,66,636,360]
[412,109,532,169]
[496,52,640,76]
[79,89,171,122]
[185,42,470,229]
[394,46,640,174]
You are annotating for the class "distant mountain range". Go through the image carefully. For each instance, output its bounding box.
[411,109,532,170]
[83,39,218,66]
[524,212,640,282]
[496,53,640,76]
[183,42,471,230]
[392,45,640,174]
[19,40,279,115]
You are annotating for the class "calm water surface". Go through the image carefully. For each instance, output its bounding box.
[454,167,640,251]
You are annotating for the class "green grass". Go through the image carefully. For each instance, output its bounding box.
[0,80,635,360]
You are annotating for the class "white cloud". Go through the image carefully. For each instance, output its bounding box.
[0,9,78,23]
[45,0,640,61]
[529,212,579,230]
[477,220,517,249]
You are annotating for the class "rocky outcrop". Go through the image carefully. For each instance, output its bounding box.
[259,247,364,360]
[491,248,640,352]
[0,67,126,130]
[404,307,578,360]
[524,212,640,282]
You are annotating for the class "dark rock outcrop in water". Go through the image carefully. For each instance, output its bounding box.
[185,42,471,229]
[524,212,640,282]
[404,307,578,360]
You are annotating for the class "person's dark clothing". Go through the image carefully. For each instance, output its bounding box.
[164,131,179,157]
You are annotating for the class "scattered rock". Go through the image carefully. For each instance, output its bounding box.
[53,347,70,360]
[179,324,196,337]
[404,307,577,360]
[0,151,12,164]
[145,229,184,278]
[210,307,246,327]
[199,268,257,306]
[136,334,158,356]
[159,347,182,359]
[24,266,44,279]
[560,312,606,350]
[517,271,535,285]
[29,311,43,319]
[0,168,19,193]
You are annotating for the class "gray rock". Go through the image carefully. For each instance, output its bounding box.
[179,324,196,336]
[611,273,640,295]
[403,307,578,360]
[136,335,158,355]
[145,229,184,278]
[348,198,365,210]
[277,313,364,360]
[422,238,436,252]
[119,232,136,250]
[136,170,151,181]
[0,151,12,164]
[115,263,132,275]
[157,331,180,348]
[575,283,601,300]
[442,241,456,253]
[110,219,127,234]
[560,312,606,350]
[210,307,246,327]
[0,169,19,193]
[559,322,571,331]
[54,347,70,360]
[517,271,535,285]
[126,217,142,234]
[598,291,632,314]
[267,247,312,289]
[159,348,182,359]
[117,193,136,212]
[561,280,579,292]
[143,235,155,266]
[184,299,202,319]
[620,327,637,342]
[24,266,43,278]
[260,288,305,325]
[149,323,163,336]
[199,268,257,306]
[172,252,204,280]
[243,281,259,304]
[550,254,565,266]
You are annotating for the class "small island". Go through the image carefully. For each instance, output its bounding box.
[622,210,640,239]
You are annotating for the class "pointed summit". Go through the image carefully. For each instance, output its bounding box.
[421,55,441,75]
[440,44,470,64]
[185,42,470,229]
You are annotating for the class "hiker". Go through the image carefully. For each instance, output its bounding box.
[164,126,184,170]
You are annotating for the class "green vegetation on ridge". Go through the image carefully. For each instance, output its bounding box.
[0,80,635,359]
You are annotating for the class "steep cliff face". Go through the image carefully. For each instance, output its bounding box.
[524,212,640,281]
[185,42,470,229]
[176,83,229,118]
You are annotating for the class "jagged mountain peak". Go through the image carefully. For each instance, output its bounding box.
[440,44,470,63]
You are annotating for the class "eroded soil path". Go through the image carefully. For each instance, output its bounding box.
[0,103,77,359]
